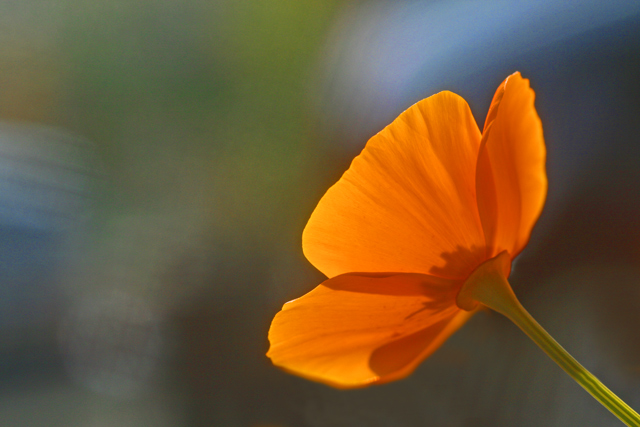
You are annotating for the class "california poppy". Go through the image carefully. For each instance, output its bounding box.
[267,72,545,388]
[267,73,640,425]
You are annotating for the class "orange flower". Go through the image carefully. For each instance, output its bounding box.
[267,72,547,388]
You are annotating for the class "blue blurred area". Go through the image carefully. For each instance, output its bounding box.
[0,124,90,393]
[0,1,639,426]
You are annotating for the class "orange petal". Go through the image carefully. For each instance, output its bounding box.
[303,92,487,280]
[267,273,473,388]
[476,72,547,259]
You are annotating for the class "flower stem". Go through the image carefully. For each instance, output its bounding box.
[457,252,640,426]
[504,293,640,426]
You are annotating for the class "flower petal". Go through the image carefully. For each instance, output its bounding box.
[303,92,487,280]
[476,72,547,259]
[267,273,473,388]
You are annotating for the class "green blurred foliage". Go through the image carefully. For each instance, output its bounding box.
[50,0,341,245]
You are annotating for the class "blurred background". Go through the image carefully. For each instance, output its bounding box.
[0,0,639,426]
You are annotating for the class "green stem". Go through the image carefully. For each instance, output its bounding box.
[504,295,640,426]
[457,252,640,426]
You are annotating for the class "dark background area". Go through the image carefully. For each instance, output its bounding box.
[0,1,639,426]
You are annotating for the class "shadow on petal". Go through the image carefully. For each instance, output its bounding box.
[267,272,471,388]
[369,316,455,378]
[429,244,490,280]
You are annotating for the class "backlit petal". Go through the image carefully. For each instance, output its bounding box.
[303,92,487,280]
[476,72,547,259]
[267,273,473,388]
